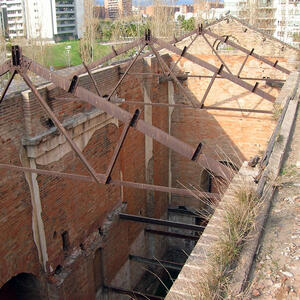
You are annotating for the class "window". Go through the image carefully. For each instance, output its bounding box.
[61,231,70,251]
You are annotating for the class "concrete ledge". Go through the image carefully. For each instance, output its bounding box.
[229,70,300,296]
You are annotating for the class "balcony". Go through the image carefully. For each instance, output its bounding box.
[57,29,76,35]
[56,4,75,8]
[56,17,75,21]
[57,23,75,28]
[7,18,23,24]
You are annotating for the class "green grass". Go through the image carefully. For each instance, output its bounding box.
[45,40,111,69]
[21,40,111,69]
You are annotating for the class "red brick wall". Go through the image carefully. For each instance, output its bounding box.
[0,47,288,299]
[0,95,41,286]
[169,54,281,206]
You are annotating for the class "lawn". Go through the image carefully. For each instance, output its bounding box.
[45,40,112,69]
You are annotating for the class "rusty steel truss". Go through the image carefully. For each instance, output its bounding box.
[0,26,290,199]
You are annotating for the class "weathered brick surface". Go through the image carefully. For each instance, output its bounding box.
[0,94,42,286]
[169,53,281,205]
[0,21,297,299]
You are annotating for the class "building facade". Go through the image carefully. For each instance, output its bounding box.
[104,0,132,18]
[224,0,300,47]
[0,0,84,41]
[0,0,25,38]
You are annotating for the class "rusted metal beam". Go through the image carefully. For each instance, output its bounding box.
[119,213,205,231]
[237,48,254,77]
[0,163,221,198]
[107,43,146,101]
[202,29,290,75]
[83,62,102,97]
[89,29,200,83]
[0,60,11,77]
[104,286,164,300]
[24,56,231,179]
[168,207,199,216]
[19,71,102,185]
[129,255,184,271]
[104,98,272,114]
[120,72,285,82]
[145,228,199,240]
[148,42,168,76]
[201,33,232,74]
[200,64,224,108]
[112,100,273,114]
[104,109,140,184]
[149,42,199,108]
[0,70,16,104]
[153,37,276,103]
[203,106,272,114]
[169,33,198,74]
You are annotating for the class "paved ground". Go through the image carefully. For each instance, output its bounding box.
[247,104,300,299]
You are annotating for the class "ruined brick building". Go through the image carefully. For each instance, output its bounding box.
[0,16,299,299]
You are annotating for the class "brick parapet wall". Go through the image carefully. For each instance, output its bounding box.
[166,69,300,299]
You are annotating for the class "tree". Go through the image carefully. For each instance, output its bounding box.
[0,28,6,64]
[80,0,98,64]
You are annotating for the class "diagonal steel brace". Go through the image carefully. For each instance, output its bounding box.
[153,37,276,103]
[18,71,102,185]
[107,42,147,101]
[148,42,199,108]
[104,109,140,184]
[202,29,290,75]
[23,56,232,179]
[0,70,16,105]
[83,62,102,97]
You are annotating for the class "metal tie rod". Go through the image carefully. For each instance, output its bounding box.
[119,213,205,231]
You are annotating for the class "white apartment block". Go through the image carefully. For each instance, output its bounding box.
[0,0,25,38]
[274,0,300,47]
[104,0,132,18]
[224,0,300,47]
[0,0,84,41]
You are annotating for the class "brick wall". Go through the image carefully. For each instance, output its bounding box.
[169,52,284,206]
[0,24,296,298]
[0,93,42,287]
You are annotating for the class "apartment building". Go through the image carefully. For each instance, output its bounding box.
[0,5,7,37]
[224,0,300,47]
[0,0,84,41]
[104,0,132,18]
[54,0,84,41]
[274,0,300,47]
[0,0,25,38]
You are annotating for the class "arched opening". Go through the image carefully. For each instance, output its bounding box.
[0,273,42,300]
[213,35,240,51]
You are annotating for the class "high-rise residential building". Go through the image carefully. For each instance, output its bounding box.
[0,5,8,37]
[274,0,300,47]
[53,0,84,41]
[0,0,84,41]
[224,0,300,47]
[104,0,132,18]
[0,0,26,38]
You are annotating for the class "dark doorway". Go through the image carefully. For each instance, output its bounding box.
[0,273,42,300]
